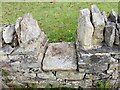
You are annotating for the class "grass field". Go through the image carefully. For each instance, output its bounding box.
[1,2,118,42]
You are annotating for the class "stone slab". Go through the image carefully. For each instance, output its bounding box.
[42,42,77,71]
[56,71,85,80]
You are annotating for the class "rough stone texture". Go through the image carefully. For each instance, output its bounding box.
[76,8,94,50]
[78,53,110,73]
[0,55,8,63]
[56,71,85,80]
[3,24,15,44]
[42,42,77,71]
[15,17,22,45]
[11,34,47,56]
[0,13,49,88]
[91,5,105,48]
[108,10,117,23]
[37,72,56,80]
[104,22,116,47]
[0,6,120,89]
[0,45,14,55]
[114,29,119,45]
[17,13,41,47]
[101,11,107,23]
[116,23,120,47]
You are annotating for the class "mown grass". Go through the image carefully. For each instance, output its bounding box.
[1,2,118,42]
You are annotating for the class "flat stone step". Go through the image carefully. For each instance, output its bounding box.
[42,42,77,71]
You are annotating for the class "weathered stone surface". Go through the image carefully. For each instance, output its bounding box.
[15,17,22,45]
[113,54,120,60]
[107,62,118,75]
[8,55,38,64]
[78,53,110,73]
[0,55,9,63]
[85,74,101,81]
[38,31,48,61]
[101,11,107,23]
[11,33,47,56]
[3,24,15,44]
[56,71,85,80]
[42,42,77,71]
[17,13,41,47]
[108,10,117,23]
[1,7,120,88]
[37,72,56,80]
[105,22,116,47]
[8,54,42,72]
[91,5,105,47]
[10,61,21,71]
[88,55,109,73]
[76,8,94,50]
[112,70,118,79]
[8,72,31,82]
[0,45,14,55]
[8,55,24,62]
[117,23,120,30]
[21,63,41,73]
[114,29,119,45]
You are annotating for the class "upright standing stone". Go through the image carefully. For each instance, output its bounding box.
[17,13,41,47]
[108,10,117,23]
[14,13,48,60]
[114,29,119,46]
[105,22,116,47]
[76,8,94,50]
[91,5,105,48]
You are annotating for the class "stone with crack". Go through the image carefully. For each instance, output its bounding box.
[104,22,116,47]
[15,13,41,47]
[76,8,94,50]
[91,5,105,48]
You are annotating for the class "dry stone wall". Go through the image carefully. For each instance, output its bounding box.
[0,5,119,88]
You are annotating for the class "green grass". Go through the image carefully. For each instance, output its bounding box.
[1,2,118,42]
